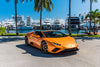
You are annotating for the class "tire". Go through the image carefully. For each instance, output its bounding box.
[25,36,29,46]
[41,41,48,54]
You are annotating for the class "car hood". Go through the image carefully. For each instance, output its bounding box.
[44,36,75,45]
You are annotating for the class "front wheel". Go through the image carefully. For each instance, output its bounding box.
[41,41,48,54]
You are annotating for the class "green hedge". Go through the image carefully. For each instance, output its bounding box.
[0,27,6,35]
[3,33,26,36]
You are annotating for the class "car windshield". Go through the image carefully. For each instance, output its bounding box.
[43,31,67,38]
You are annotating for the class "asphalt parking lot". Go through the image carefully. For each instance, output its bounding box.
[0,36,100,67]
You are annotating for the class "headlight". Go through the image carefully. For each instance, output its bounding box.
[52,42,61,46]
[75,40,77,43]
[68,44,75,48]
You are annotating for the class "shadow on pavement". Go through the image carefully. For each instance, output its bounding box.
[16,44,77,58]
[74,37,100,42]
[0,36,24,43]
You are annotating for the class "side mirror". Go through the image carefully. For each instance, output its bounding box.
[36,35,40,38]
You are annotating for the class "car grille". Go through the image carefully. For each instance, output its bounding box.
[52,48,60,52]
[60,48,78,53]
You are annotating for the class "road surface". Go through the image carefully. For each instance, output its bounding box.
[0,36,100,67]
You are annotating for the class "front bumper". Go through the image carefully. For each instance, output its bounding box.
[47,43,79,53]
[59,47,79,53]
[51,47,79,53]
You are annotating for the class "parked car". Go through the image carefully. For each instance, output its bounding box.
[25,30,79,53]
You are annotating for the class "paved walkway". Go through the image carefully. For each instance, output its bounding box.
[0,36,100,67]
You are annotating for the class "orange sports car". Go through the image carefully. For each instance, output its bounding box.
[25,30,79,53]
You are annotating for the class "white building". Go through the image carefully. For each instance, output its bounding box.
[12,15,25,27]
[12,15,24,22]
[27,16,32,26]
[79,12,87,23]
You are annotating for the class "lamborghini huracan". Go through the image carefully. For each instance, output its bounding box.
[25,30,79,53]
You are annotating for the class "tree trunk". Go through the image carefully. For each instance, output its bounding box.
[89,0,92,35]
[40,0,43,31]
[40,11,42,31]
[15,0,18,35]
[94,19,96,35]
[68,0,71,35]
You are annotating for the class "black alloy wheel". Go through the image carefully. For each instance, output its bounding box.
[41,41,48,54]
[25,36,29,46]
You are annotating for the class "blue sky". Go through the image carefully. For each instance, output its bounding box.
[0,0,100,21]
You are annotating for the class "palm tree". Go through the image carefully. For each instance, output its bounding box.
[91,9,98,34]
[85,9,99,35]
[82,0,97,35]
[6,0,32,35]
[97,12,100,24]
[34,0,53,31]
[68,0,71,35]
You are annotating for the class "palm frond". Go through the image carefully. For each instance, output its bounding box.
[82,0,85,2]
[82,0,98,3]
[6,0,9,2]
[34,0,53,12]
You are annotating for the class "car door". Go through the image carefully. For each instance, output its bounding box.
[34,32,44,48]
[29,34,39,48]
[28,33,37,46]
[30,32,43,48]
